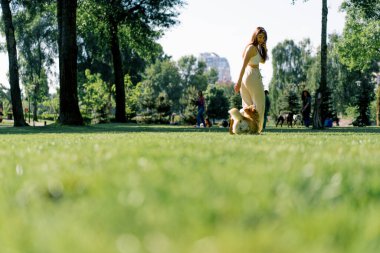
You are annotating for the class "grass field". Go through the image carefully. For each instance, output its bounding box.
[1,123,379,253]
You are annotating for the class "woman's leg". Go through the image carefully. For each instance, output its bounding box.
[199,107,205,126]
[240,81,253,109]
[196,109,201,126]
[246,69,265,132]
[197,107,205,127]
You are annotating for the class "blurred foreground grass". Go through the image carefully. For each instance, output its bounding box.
[1,124,379,253]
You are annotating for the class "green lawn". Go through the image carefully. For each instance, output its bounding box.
[1,124,379,253]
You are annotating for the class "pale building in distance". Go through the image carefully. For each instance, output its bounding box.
[199,52,232,83]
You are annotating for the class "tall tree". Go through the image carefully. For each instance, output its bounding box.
[313,0,328,128]
[82,0,185,122]
[108,0,125,122]
[338,1,380,125]
[57,0,83,125]
[13,2,56,122]
[292,0,328,128]
[269,39,312,115]
[1,0,28,126]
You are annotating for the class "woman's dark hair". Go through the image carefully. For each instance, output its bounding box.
[301,90,311,99]
[244,27,268,61]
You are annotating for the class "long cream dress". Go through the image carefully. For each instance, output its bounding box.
[240,51,265,133]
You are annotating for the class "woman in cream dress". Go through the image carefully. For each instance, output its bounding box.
[234,27,268,133]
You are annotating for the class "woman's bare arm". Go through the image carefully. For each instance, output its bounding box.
[234,46,256,93]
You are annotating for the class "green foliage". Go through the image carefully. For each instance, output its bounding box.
[0,84,11,103]
[178,55,208,91]
[138,82,156,114]
[142,59,182,111]
[320,87,337,122]
[41,93,59,121]
[0,99,11,116]
[354,78,375,125]
[140,56,214,118]
[124,75,141,120]
[210,82,239,110]
[284,33,375,120]
[77,0,166,86]
[13,0,57,102]
[370,99,377,123]
[338,3,380,71]
[81,70,111,122]
[8,1,56,121]
[345,105,359,119]
[1,125,380,252]
[342,0,380,20]
[269,39,313,115]
[270,39,312,88]
[181,86,198,124]
[77,0,184,122]
[155,91,172,121]
[277,86,301,114]
[77,0,184,84]
[206,68,219,85]
[205,86,229,120]
[229,93,242,110]
[288,89,301,114]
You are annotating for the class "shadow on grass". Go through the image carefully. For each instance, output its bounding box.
[266,126,380,134]
[0,123,229,135]
[0,123,379,135]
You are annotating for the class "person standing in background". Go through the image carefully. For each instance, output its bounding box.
[196,90,206,128]
[263,90,271,129]
[301,90,312,127]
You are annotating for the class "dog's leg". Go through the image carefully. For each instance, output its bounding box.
[229,119,234,134]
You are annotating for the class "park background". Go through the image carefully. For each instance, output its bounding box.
[0,0,378,127]
[1,1,380,253]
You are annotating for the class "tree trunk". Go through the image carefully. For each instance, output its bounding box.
[109,19,126,122]
[377,86,380,126]
[33,84,38,122]
[313,90,323,128]
[57,0,83,125]
[313,0,328,129]
[1,0,28,127]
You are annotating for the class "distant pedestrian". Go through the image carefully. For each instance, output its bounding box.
[263,90,271,129]
[196,91,206,127]
[301,90,312,127]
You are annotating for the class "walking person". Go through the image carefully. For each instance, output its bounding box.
[301,90,312,127]
[234,27,268,133]
[196,90,206,127]
[263,90,271,129]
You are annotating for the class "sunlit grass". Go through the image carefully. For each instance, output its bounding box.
[1,124,379,253]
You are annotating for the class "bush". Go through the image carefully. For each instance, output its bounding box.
[40,113,58,121]
[133,113,170,124]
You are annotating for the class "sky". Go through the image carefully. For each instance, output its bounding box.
[0,0,346,91]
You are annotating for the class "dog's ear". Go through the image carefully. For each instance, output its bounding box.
[244,105,256,114]
[243,107,252,115]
